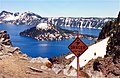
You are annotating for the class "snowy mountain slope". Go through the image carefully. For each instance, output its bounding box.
[0,11,114,29]
[0,11,46,25]
[66,37,110,68]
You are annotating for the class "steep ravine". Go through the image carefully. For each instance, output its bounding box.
[83,12,120,78]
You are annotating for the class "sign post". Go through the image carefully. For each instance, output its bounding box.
[68,33,88,78]
[77,56,79,78]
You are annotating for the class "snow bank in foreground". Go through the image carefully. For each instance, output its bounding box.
[66,37,110,69]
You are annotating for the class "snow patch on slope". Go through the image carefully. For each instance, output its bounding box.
[66,37,110,69]
[3,14,20,21]
[36,23,51,30]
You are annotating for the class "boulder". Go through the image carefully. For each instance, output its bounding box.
[52,64,64,74]
[0,30,12,46]
[29,57,51,64]
[63,65,76,76]
[41,65,48,70]
[0,54,10,59]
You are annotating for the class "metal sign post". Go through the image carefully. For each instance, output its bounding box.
[77,56,80,78]
[68,32,88,78]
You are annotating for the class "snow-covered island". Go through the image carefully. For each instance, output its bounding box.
[20,23,97,41]
[20,23,77,41]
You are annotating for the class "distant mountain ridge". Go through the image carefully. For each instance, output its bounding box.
[48,17,114,29]
[0,10,47,25]
[0,11,115,29]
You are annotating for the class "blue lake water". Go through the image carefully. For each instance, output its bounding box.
[0,23,101,58]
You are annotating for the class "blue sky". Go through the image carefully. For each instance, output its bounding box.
[0,0,119,17]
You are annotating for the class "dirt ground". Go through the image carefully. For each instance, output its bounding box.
[0,55,78,78]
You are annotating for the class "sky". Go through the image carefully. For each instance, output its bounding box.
[0,0,120,17]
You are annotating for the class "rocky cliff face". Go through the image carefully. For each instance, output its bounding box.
[0,11,114,29]
[98,11,120,59]
[92,12,120,77]
[0,30,22,58]
[48,17,114,29]
[0,30,12,46]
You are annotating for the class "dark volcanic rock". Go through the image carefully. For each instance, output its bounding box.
[98,11,120,40]
[97,21,113,40]
[0,30,12,46]
[0,30,22,57]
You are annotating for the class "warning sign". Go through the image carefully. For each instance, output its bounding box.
[68,37,88,57]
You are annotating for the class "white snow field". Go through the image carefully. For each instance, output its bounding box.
[66,37,110,69]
